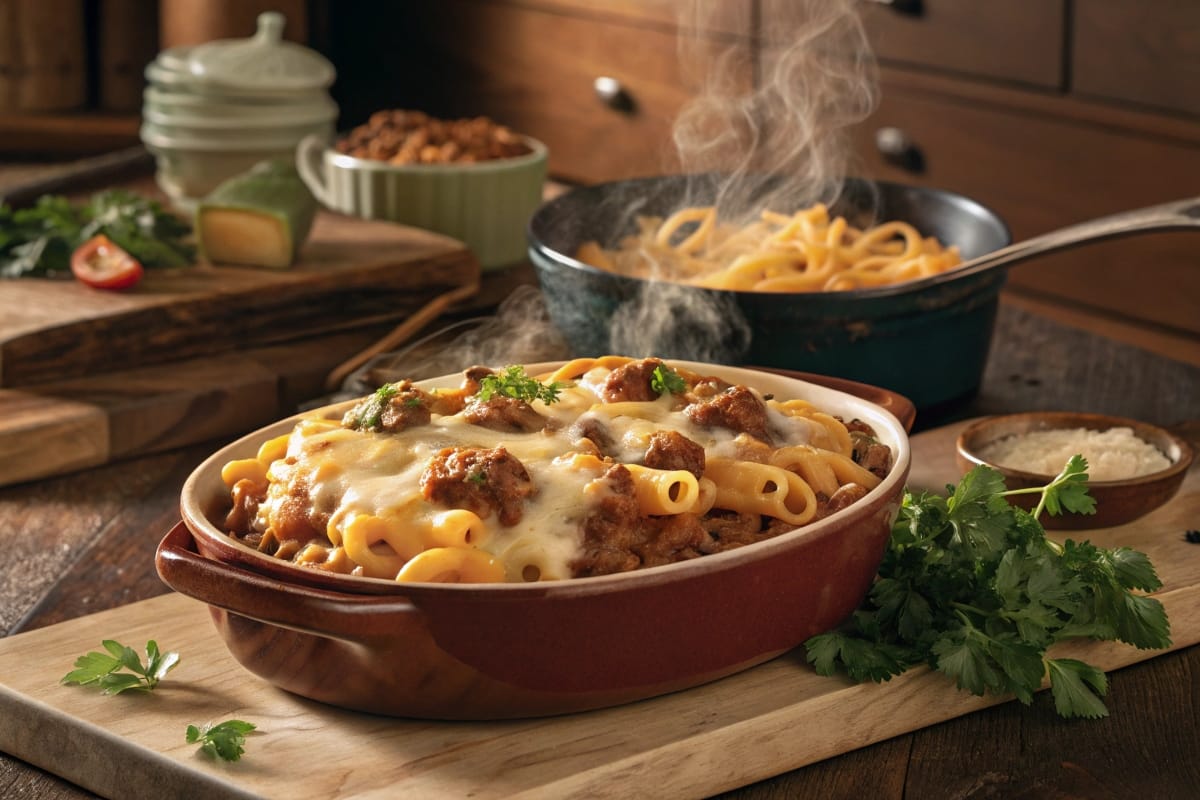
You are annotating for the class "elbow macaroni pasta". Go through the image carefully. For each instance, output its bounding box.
[575,202,961,293]
[218,357,893,585]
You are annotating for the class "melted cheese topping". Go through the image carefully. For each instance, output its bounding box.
[243,362,876,583]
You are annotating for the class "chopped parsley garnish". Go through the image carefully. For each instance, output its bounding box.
[62,639,180,694]
[347,383,399,430]
[186,720,257,762]
[650,364,687,396]
[477,365,563,405]
[805,456,1170,719]
[466,470,487,485]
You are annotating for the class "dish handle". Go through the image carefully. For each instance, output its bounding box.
[155,522,425,640]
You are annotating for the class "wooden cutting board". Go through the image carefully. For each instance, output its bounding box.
[1,422,1197,800]
[0,326,396,487]
[0,211,480,388]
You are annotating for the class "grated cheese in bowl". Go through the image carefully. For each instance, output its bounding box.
[977,426,1172,481]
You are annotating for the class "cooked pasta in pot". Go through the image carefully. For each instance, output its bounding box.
[219,356,894,583]
[575,202,962,292]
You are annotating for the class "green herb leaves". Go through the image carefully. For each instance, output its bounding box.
[187,720,257,762]
[346,382,400,430]
[63,639,259,761]
[650,364,687,396]
[805,458,1171,719]
[62,639,180,694]
[0,190,195,278]
[477,366,563,405]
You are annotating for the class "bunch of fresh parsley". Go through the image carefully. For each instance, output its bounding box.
[805,456,1171,718]
[0,190,194,278]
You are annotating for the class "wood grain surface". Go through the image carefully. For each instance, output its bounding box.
[0,212,480,388]
[0,420,1196,800]
[0,326,397,488]
[1,305,1199,800]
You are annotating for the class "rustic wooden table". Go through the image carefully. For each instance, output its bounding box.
[0,297,1197,799]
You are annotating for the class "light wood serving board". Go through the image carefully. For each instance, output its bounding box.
[0,211,480,388]
[1,422,1197,800]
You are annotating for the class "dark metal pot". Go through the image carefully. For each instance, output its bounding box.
[527,175,1011,412]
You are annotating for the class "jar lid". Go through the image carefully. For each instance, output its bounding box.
[185,12,335,93]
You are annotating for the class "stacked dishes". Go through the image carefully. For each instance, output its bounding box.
[140,12,337,209]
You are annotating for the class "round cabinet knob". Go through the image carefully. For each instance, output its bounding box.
[594,76,636,113]
[864,0,924,15]
[875,126,925,173]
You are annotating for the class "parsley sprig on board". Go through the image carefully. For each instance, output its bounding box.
[61,639,180,694]
[477,366,563,405]
[186,720,257,762]
[805,456,1171,719]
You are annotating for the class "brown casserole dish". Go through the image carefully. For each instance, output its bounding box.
[157,360,913,719]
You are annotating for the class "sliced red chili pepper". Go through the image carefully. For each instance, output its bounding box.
[70,234,144,290]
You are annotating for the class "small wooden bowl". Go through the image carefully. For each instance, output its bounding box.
[956,412,1193,529]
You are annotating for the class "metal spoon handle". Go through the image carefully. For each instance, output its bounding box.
[958,195,1200,277]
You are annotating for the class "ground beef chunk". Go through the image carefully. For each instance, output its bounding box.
[462,366,494,393]
[569,415,615,454]
[420,446,535,526]
[702,509,764,550]
[643,430,706,479]
[842,418,874,436]
[259,459,331,543]
[685,377,732,402]
[822,483,869,518]
[343,380,432,433]
[848,428,893,479]
[378,393,431,432]
[463,395,545,432]
[224,478,263,535]
[600,357,666,403]
[571,465,642,576]
[684,385,771,442]
[570,464,715,577]
[636,514,711,568]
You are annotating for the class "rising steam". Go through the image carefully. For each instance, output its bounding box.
[604,0,879,361]
[340,286,571,394]
[672,0,878,217]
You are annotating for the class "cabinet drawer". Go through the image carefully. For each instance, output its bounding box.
[403,0,753,185]
[1073,0,1200,118]
[846,0,1065,89]
[506,0,753,37]
[850,82,1200,336]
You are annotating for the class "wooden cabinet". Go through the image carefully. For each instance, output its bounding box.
[855,0,1066,89]
[846,1,1200,341]
[372,0,1200,345]
[850,69,1200,336]
[1073,0,1200,117]
[392,0,754,184]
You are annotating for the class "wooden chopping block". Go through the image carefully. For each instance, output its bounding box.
[0,326,403,488]
[0,212,481,387]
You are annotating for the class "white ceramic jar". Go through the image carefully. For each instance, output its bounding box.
[140,12,338,208]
